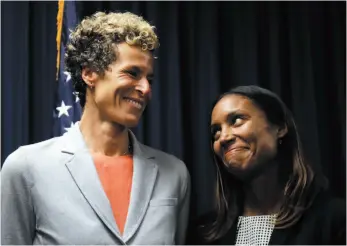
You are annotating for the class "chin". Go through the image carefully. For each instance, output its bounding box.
[125,120,140,128]
[121,115,141,128]
[109,111,142,128]
[224,161,254,179]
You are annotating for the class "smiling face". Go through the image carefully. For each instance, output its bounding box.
[211,94,286,179]
[83,42,154,127]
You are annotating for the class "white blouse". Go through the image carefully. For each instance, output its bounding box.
[235,214,277,245]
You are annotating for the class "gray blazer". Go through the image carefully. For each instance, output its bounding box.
[1,124,190,245]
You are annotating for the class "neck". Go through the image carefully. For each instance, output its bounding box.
[242,162,284,216]
[79,102,130,157]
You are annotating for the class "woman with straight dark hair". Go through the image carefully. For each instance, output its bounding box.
[187,85,345,245]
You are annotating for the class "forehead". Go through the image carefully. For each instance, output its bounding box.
[115,42,154,70]
[211,94,262,122]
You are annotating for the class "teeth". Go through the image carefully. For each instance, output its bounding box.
[125,99,142,109]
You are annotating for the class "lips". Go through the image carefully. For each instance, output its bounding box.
[123,97,145,109]
[223,145,248,156]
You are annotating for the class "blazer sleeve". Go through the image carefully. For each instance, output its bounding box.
[175,165,191,245]
[1,148,36,245]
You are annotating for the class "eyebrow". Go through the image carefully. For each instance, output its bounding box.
[124,65,154,77]
[210,110,246,128]
[210,124,219,135]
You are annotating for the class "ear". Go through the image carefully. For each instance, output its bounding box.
[277,124,288,139]
[81,67,99,87]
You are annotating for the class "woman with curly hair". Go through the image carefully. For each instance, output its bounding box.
[187,85,345,245]
[2,11,190,245]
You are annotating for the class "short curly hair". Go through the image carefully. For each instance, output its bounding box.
[65,11,159,107]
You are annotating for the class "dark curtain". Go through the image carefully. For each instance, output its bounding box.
[2,1,345,220]
[1,1,57,162]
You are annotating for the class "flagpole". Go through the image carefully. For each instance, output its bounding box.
[56,0,65,81]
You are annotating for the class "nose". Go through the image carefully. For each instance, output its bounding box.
[219,128,235,147]
[136,77,151,98]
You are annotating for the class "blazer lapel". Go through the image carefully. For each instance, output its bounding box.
[61,124,121,239]
[269,227,294,245]
[122,131,158,243]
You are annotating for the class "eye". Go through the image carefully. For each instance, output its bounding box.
[230,115,245,126]
[127,70,139,78]
[147,76,154,85]
[210,126,221,141]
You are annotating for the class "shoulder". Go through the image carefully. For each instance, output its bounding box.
[319,193,345,229]
[311,191,345,218]
[2,137,62,179]
[140,143,189,177]
[302,191,346,244]
[139,143,191,199]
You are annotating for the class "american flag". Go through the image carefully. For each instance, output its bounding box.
[53,0,82,136]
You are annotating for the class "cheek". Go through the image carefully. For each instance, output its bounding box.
[265,139,278,154]
[254,134,278,159]
[95,85,115,105]
[213,141,220,155]
[236,123,258,146]
[116,76,133,88]
[239,122,274,149]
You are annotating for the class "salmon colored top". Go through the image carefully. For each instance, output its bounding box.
[93,153,133,235]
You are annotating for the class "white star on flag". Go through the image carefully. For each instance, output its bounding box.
[73,91,80,103]
[56,101,72,118]
[64,122,76,132]
[64,71,71,82]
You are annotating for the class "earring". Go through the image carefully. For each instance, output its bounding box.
[279,139,283,145]
[89,83,94,89]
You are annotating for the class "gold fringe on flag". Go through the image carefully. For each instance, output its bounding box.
[56,0,65,80]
